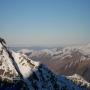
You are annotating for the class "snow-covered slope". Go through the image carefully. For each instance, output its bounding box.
[67,74,90,88]
[0,37,89,90]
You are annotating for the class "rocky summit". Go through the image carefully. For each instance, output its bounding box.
[0,37,89,90]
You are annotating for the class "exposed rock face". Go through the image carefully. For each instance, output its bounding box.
[0,38,89,90]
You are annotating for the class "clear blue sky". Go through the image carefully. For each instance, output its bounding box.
[0,0,90,47]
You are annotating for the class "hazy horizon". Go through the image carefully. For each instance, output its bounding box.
[0,0,90,47]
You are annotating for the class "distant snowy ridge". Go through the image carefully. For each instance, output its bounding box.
[18,43,90,57]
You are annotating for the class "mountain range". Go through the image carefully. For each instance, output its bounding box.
[0,37,90,90]
[18,43,90,83]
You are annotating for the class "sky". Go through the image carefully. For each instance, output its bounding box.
[0,0,90,47]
